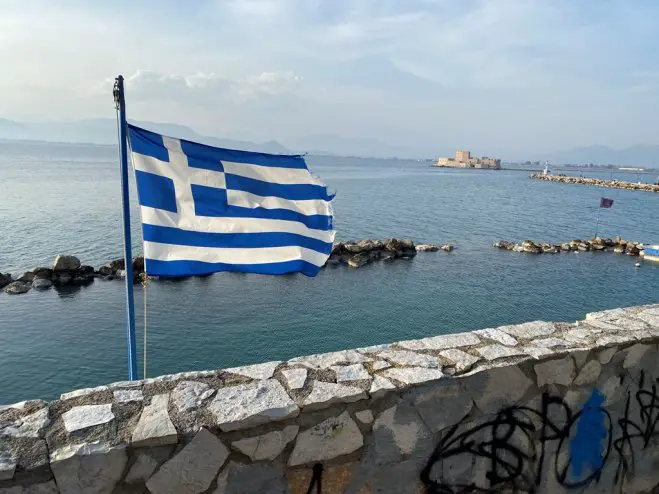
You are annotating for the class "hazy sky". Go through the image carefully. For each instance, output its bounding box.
[1,0,658,157]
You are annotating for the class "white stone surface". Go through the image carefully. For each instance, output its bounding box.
[131,394,177,447]
[522,346,554,359]
[224,361,281,380]
[586,307,629,320]
[0,401,27,412]
[355,409,374,424]
[62,404,114,433]
[0,408,49,438]
[596,334,631,346]
[113,389,143,404]
[171,381,215,413]
[439,349,480,372]
[331,363,371,382]
[637,308,659,327]
[397,332,480,351]
[50,442,126,494]
[382,367,444,385]
[535,357,576,386]
[531,337,571,348]
[231,425,298,461]
[378,349,439,368]
[302,381,367,411]
[624,344,652,369]
[0,453,16,481]
[123,453,159,484]
[371,360,391,371]
[289,350,371,369]
[563,328,596,344]
[146,428,229,494]
[474,328,518,346]
[357,343,392,353]
[281,368,307,389]
[209,380,299,431]
[476,344,526,361]
[586,317,648,332]
[498,321,555,339]
[369,375,397,398]
[573,360,602,385]
[288,411,363,466]
[60,386,108,401]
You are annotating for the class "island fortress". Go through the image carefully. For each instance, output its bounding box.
[435,149,501,169]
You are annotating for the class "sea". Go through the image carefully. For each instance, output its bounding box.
[1,140,658,404]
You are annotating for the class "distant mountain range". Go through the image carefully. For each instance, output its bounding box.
[540,145,659,168]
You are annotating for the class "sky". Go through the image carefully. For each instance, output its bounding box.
[1,0,658,158]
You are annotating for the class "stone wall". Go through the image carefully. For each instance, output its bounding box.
[1,304,659,493]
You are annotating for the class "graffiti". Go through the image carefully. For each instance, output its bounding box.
[614,371,659,484]
[306,463,323,494]
[421,374,659,493]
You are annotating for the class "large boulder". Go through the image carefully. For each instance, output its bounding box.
[0,273,11,289]
[385,238,414,252]
[626,245,640,256]
[560,243,572,252]
[342,242,362,253]
[32,278,53,290]
[522,240,542,254]
[133,256,145,273]
[416,244,440,252]
[108,258,125,271]
[53,255,81,272]
[97,265,114,276]
[32,267,53,279]
[54,272,73,284]
[18,271,35,283]
[348,253,372,268]
[441,244,455,252]
[4,281,31,295]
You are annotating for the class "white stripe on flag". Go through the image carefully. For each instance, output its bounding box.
[144,241,329,267]
[227,190,331,217]
[222,161,322,185]
[132,152,227,189]
[141,206,335,243]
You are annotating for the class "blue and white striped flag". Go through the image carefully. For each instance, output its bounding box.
[127,125,335,277]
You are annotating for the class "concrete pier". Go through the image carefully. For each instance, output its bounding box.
[530,173,659,192]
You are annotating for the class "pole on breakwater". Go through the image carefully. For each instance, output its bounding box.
[113,75,138,381]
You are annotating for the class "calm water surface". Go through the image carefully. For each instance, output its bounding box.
[1,141,658,403]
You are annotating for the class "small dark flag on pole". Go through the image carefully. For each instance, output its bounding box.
[600,197,614,208]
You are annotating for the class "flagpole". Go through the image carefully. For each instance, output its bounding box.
[594,205,601,239]
[113,75,138,380]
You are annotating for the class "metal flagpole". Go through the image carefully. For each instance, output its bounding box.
[594,205,601,239]
[113,75,138,380]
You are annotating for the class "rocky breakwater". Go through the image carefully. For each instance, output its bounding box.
[530,173,659,193]
[1,255,146,296]
[494,236,646,256]
[327,239,454,268]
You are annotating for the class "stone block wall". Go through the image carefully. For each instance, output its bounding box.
[1,304,659,493]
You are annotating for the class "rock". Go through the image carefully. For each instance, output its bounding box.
[171,381,215,413]
[573,360,602,385]
[107,259,125,271]
[281,368,307,389]
[560,243,572,252]
[50,442,127,494]
[325,254,342,266]
[132,256,145,273]
[627,245,641,256]
[123,452,160,484]
[0,453,16,480]
[115,269,127,279]
[371,360,391,371]
[4,281,30,295]
[441,244,454,252]
[415,244,440,252]
[289,349,371,369]
[493,241,510,249]
[355,410,374,424]
[113,389,143,404]
[132,394,178,447]
[0,273,11,289]
[498,320,555,339]
[474,327,518,346]
[224,361,281,380]
[347,253,372,268]
[302,381,367,410]
[215,462,289,494]
[397,331,480,351]
[372,402,432,465]
[476,344,526,361]
[474,365,534,414]
[32,267,53,279]
[31,278,53,290]
[535,356,576,386]
[0,407,50,438]
[18,272,35,283]
[577,242,590,251]
[331,363,370,382]
[439,349,480,373]
[146,428,229,494]
[52,255,81,271]
[73,274,93,284]
[55,272,72,284]
[288,411,363,466]
[331,242,344,255]
[382,367,444,385]
[512,243,524,252]
[613,245,625,254]
[208,379,299,431]
[378,349,439,368]
[342,242,362,253]
[62,404,115,433]
[356,239,379,251]
[522,240,541,253]
[591,243,606,251]
[231,425,298,461]
[97,266,114,276]
[369,375,396,398]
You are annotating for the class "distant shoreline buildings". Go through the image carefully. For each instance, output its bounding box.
[434,150,501,169]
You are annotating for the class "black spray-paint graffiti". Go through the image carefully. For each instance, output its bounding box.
[306,463,323,494]
[421,371,659,493]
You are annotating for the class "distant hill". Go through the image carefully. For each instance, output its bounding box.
[0,118,292,155]
[542,144,659,168]
[291,134,416,159]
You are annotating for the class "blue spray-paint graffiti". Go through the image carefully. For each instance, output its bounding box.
[569,389,608,481]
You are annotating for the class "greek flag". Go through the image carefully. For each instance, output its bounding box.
[127,125,335,277]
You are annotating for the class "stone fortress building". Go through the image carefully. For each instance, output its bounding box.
[435,150,501,169]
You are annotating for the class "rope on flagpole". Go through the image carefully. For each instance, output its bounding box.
[143,273,148,379]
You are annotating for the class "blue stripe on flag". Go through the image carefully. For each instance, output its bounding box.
[180,137,307,170]
[191,184,228,216]
[143,224,333,254]
[200,204,333,231]
[146,259,322,277]
[128,125,169,162]
[225,174,333,201]
[135,170,178,213]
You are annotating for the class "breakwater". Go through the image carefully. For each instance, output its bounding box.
[494,236,646,255]
[530,173,659,192]
[0,239,453,295]
[1,304,658,493]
